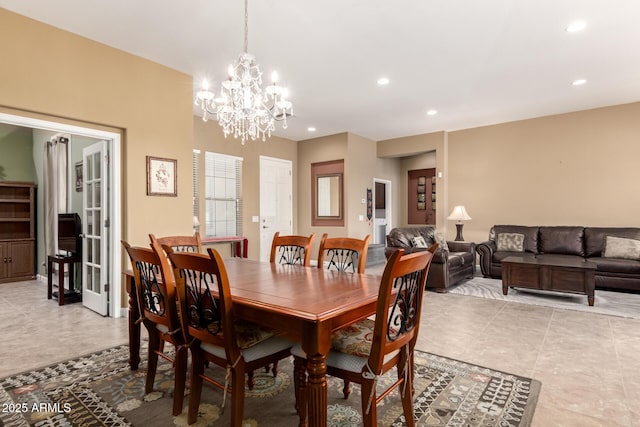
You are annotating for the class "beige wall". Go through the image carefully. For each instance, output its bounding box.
[298,132,401,257]
[377,131,447,230]
[193,118,298,260]
[346,133,402,238]
[298,133,349,256]
[448,102,640,244]
[0,9,194,306]
[375,105,640,243]
[346,133,378,238]
[0,10,194,247]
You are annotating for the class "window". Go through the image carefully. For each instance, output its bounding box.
[204,152,242,237]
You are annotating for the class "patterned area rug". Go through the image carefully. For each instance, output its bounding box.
[0,344,540,426]
[450,276,640,319]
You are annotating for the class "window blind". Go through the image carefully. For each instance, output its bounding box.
[192,149,200,227]
[204,152,243,237]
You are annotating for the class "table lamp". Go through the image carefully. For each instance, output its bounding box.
[447,205,472,241]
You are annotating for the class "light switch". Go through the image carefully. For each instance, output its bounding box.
[252,216,259,223]
[359,215,364,221]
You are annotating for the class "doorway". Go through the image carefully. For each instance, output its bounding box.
[259,156,292,262]
[0,112,122,317]
[373,178,392,245]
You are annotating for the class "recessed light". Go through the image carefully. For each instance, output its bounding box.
[377,77,389,86]
[307,127,316,132]
[566,21,586,33]
[427,110,438,116]
[572,79,587,86]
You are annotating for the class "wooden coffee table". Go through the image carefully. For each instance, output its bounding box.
[501,256,596,306]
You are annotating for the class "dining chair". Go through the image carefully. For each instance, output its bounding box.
[317,233,371,274]
[151,231,202,254]
[168,248,293,426]
[293,247,436,427]
[265,231,315,380]
[121,239,188,416]
[269,232,316,266]
[316,233,371,398]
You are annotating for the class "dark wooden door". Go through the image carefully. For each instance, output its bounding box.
[407,168,436,224]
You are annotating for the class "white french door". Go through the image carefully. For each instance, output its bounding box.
[259,156,293,262]
[81,141,109,316]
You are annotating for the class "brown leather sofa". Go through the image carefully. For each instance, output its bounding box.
[477,225,640,291]
[385,226,476,292]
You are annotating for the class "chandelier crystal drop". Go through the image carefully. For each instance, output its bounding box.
[194,0,293,144]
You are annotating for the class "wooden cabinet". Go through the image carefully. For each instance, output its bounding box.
[0,242,6,281]
[0,182,36,283]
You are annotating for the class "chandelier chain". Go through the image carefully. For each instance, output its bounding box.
[244,0,249,53]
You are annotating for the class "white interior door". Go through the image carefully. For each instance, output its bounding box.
[373,179,392,245]
[259,156,292,262]
[82,141,109,316]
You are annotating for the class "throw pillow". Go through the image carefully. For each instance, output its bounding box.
[411,236,428,248]
[603,236,640,260]
[434,232,449,252]
[496,232,525,252]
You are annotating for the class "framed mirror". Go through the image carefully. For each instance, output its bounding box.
[311,159,344,226]
[317,174,342,217]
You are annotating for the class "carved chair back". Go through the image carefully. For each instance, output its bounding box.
[151,232,202,254]
[269,232,316,266]
[168,248,240,363]
[124,239,188,416]
[368,247,435,373]
[317,233,371,273]
[122,240,180,331]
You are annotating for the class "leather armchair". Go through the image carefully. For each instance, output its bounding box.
[385,226,475,292]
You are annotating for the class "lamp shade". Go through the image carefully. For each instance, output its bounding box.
[447,205,472,221]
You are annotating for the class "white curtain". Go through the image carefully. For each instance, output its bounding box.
[44,136,69,257]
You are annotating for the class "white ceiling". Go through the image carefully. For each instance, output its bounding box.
[2,1,640,142]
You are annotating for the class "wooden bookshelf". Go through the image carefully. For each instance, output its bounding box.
[0,181,36,283]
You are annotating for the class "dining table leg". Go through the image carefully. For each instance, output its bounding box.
[125,274,141,370]
[305,352,328,427]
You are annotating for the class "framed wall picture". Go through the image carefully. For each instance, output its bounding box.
[147,156,177,196]
[75,161,83,192]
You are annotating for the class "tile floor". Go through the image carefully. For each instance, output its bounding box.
[1,278,638,426]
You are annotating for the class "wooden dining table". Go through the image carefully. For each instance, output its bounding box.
[124,258,382,427]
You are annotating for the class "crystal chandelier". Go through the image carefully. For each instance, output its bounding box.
[194,0,293,144]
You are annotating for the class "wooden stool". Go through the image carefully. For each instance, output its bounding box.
[47,254,82,305]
